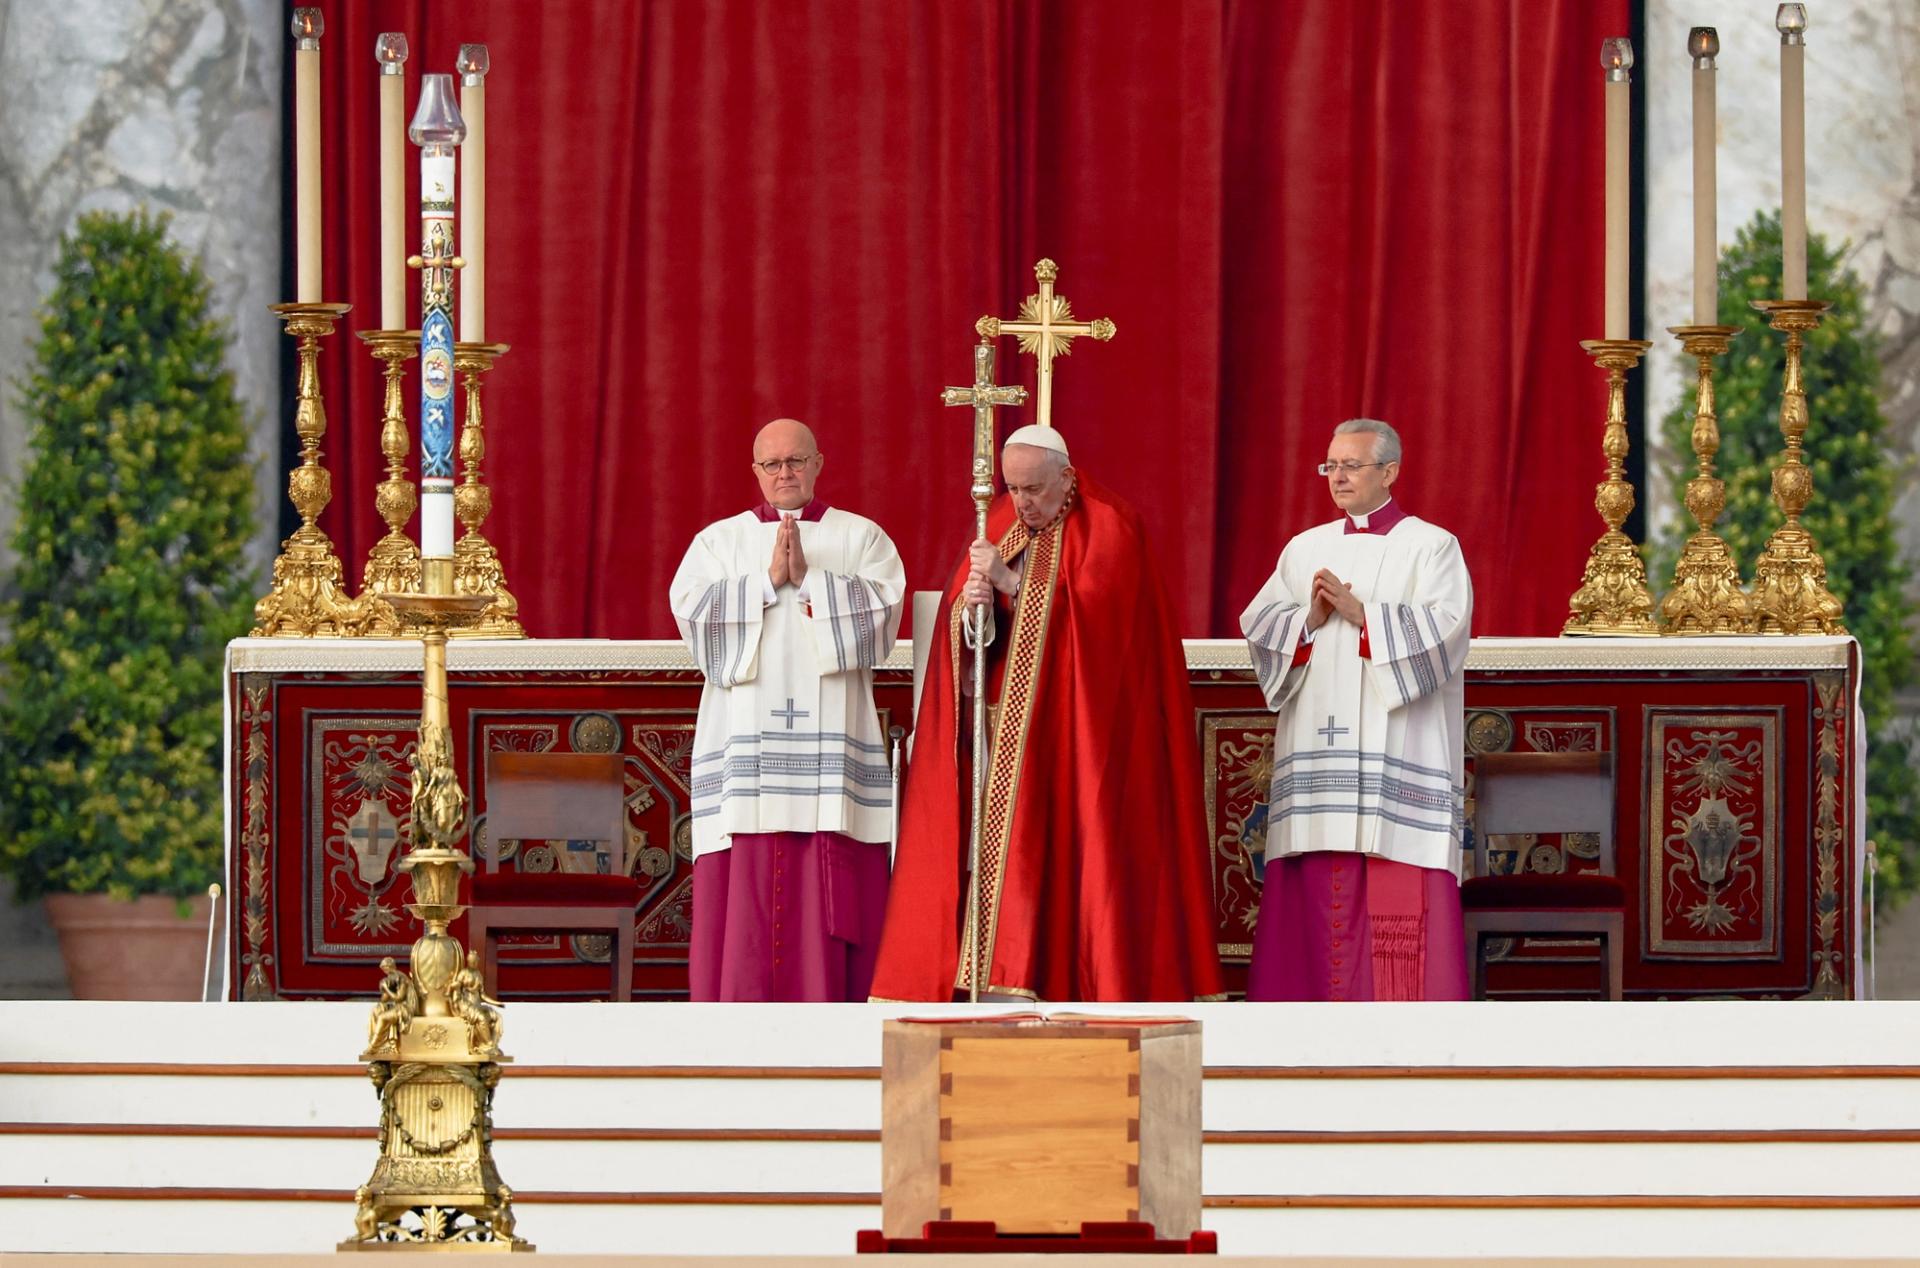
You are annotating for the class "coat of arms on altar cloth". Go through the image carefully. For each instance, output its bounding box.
[347,797,402,885]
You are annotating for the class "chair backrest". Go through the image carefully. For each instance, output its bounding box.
[910,589,942,723]
[1471,750,1615,878]
[482,751,627,875]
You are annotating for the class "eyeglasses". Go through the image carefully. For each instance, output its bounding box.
[753,455,817,475]
[1318,460,1389,476]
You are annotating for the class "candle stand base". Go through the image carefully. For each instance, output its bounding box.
[453,537,523,639]
[1663,532,1754,635]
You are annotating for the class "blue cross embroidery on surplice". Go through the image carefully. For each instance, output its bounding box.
[772,697,811,730]
[1318,715,1350,747]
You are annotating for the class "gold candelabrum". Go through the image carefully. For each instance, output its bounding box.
[253,302,369,637]
[1563,338,1657,636]
[1748,299,1846,635]
[1659,325,1752,634]
[251,319,527,639]
[340,558,530,1252]
[357,330,424,638]
[451,342,523,638]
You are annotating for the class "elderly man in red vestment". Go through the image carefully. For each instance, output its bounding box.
[870,425,1223,1002]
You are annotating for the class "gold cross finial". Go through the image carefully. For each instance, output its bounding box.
[976,258,1115,430]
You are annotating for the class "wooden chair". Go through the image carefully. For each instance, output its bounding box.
[1460,750,1625,1001]
[469,751,636,1001]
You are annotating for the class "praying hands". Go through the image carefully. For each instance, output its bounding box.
[768,515,809,589]
[1308,568,1363,631]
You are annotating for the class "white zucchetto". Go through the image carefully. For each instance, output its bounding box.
[1002,424,1069,459]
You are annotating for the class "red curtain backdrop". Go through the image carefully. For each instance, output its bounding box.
[307,0,1628,638]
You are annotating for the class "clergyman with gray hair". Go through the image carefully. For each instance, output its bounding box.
[1238,418,1473,1000]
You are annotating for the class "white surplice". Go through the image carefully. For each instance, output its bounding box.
[1239,510,1473,874]
[670,507,906,861]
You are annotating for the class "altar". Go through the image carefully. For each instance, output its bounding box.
[224,635,1861,1002]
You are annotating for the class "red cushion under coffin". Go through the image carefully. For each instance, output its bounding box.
[1460,873,1625,911]
[471,871,640,906]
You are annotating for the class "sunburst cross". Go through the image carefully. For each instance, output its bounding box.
[976,258,1115,431]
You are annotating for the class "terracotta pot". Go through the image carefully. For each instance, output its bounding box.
[43,892,216,1000]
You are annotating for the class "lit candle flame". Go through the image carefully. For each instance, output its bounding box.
[376,32,409,68]
[1600,36,1634,78]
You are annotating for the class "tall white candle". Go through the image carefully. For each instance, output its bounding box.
[1602,38,1633,340]
[292,9,323,303]
[1778,4,1809,300]
[410,74,467,562]
[1689,28,1719,325]
[376,34,408,329]
[458,45,489,343]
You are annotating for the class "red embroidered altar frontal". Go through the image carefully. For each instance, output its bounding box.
[225,637,1861,1001]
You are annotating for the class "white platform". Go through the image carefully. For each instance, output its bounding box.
[4,1000,1919,1258]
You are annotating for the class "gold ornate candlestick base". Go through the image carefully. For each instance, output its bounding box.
[1659,325,1753,634]
[450,342,523,639]
[1564,338,1657,636]
[1748,299,1845,635]
[253,301,367,637]
[356,330,424,638]
[341,563,531,1252]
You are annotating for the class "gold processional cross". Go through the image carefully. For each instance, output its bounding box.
[976,258,1116,431]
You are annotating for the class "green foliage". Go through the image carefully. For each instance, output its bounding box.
[0,210,258,901]
[1652,210,1920,906]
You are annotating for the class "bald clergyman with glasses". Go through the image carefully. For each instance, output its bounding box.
[670,418,906,1001]
[1239,418,1473,1002]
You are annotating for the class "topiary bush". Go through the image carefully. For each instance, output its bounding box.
[0,208,259,901]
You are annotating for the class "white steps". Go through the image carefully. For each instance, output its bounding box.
[3,1000,1919,1257]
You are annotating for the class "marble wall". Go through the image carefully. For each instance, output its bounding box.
[0,0,282,586]
[0,0,281,997]
[1645,1,1920,629]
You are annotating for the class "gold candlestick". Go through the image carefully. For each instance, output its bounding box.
[450,341,524,638]
[1748,298,1844,634]
[1659,324,1752,634]
[253,301,366,637]
[1564,338,1657,636]
[356,329,423,638]
[341,562,530,1252]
